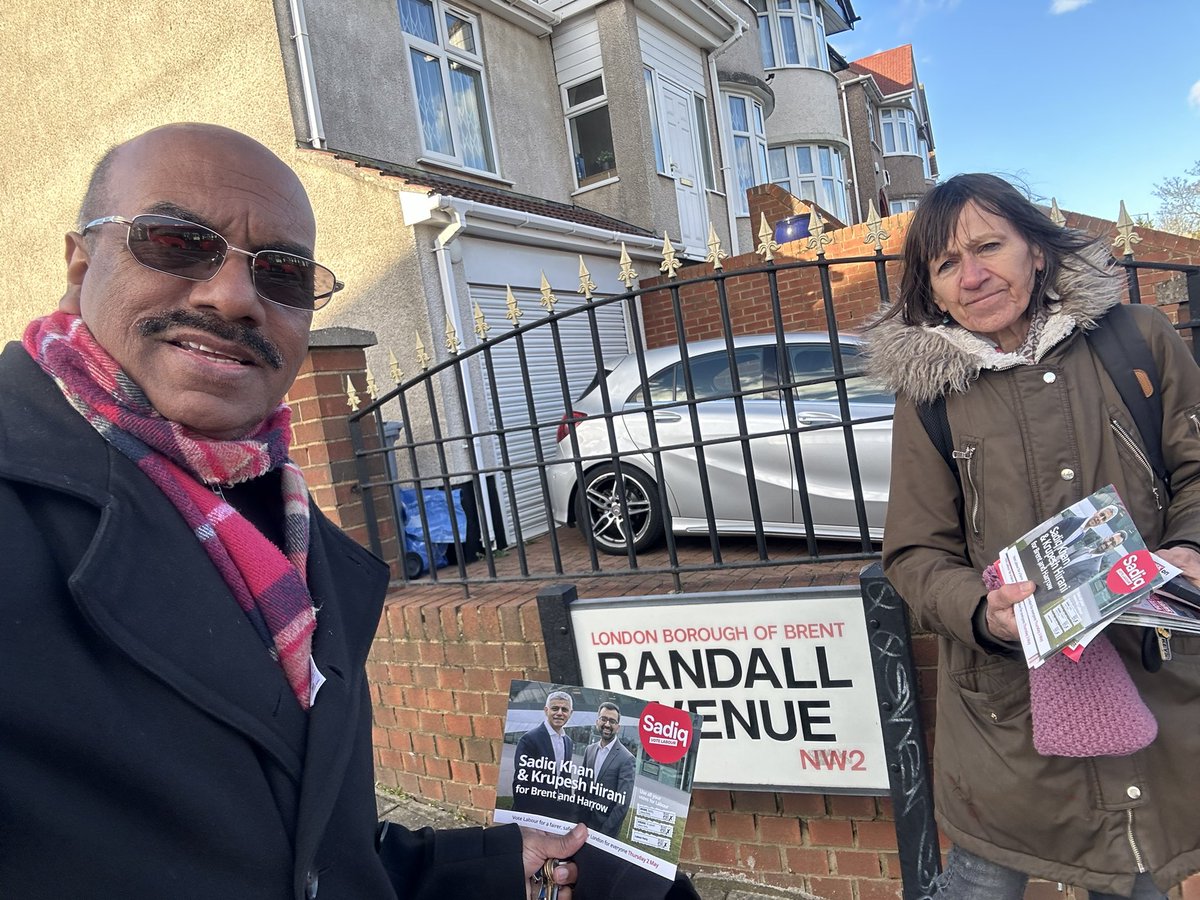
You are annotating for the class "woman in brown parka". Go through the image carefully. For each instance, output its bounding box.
[866,174,1200,899]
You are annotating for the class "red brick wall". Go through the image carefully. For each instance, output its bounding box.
[640,185,908,349]
[287,330,401,576]
[368,583,943,899]
[638,197,1200,353]
[1065,211,1200,327]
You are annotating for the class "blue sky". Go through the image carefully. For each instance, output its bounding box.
[828,0,1200,222]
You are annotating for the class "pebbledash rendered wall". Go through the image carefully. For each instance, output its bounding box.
[290,211,1200,899]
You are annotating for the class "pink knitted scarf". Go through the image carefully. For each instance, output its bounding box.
[24,311,316,709]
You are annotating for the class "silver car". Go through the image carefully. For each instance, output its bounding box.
[549,333,893,554]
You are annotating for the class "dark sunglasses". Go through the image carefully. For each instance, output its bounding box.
[82,214,343,312]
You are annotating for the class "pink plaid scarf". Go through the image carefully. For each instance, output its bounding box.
[24,312,316,709]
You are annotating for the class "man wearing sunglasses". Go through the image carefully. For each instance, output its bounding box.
[0,123,588,899]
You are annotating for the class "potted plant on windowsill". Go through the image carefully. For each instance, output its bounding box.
[592,149,615,175]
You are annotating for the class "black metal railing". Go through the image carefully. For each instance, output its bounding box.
[348,246,1200,594]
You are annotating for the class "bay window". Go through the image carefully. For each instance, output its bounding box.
[880,107,918,156]
[752,0,829,71]
[728,94,769,216]
[768,143,850,223]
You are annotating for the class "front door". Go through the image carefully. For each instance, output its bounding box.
[659,78,707,255]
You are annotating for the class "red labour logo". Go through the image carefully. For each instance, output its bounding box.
[639,702,694,764]
[1106,550,1152,594]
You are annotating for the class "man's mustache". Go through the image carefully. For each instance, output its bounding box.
[137,310,284,370]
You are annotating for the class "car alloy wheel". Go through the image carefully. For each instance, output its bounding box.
[577,464,664,554]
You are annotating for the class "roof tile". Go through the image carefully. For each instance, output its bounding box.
[310,148,653,237]
[848,44,914,97]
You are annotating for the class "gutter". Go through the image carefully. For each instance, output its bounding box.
[400,191,664,260]
[484,0,560,36]
[288,0,326,148]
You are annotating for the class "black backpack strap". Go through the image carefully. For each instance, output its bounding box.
[1084,303,1169,496]
[916,395,960,488]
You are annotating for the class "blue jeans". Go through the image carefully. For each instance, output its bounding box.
[931,845,1168,900]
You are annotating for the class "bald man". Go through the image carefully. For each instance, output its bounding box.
[0,123,585,900]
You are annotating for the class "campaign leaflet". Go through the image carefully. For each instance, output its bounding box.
[494,680,702,890]
[1004,485,1178,667]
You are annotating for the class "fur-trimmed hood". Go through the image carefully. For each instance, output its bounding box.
[865,244,1123,404]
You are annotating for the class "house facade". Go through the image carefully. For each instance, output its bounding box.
[838,43,938,220]
[4,0,876,543]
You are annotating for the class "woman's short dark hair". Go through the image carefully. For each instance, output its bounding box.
[879,173,1101,327]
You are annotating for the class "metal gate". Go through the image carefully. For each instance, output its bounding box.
[348,209,1200,595]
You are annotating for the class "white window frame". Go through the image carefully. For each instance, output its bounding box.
[398,0,500,175]
[751,0,829,71]
[694,92,717,192]
[880,107,918,157]
[563,73,617,190]
[727,93,769,216]
[919,137,932,179]
[644,67,667,176]
[768,143,850,223]
[889,198,919,215]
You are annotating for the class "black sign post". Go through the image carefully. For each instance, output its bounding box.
[860,562,941,900]
[537,582,583,685]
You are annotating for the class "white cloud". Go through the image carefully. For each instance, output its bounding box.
[1050,0,1093,13]
[1189,81,1200,111]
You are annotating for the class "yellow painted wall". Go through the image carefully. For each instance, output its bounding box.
[0,1,422,347]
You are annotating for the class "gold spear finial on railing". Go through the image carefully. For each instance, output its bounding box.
[1049,198,1066,227]
[1114,200,1143,256]
[705,222,728,270]
[617,242,638,290]
[365,368,378,400]
[805,205,833,256]
[473,302,490,341]
[756,213,780,263]
[659,233,682,279]
[863,200,890,252]
[504,285,523,325]
[444,314,461,354]
[388,348,404,385]
[578,256,597,299]
[346,375,361,412]
[415,332,431,370]
[539,271,558,312]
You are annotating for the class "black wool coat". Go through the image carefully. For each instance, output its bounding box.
[0,344,522,899]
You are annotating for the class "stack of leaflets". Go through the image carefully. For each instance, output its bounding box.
[1001,486,1193,668]
[494,680,703,899]
[1114,575,1200,661]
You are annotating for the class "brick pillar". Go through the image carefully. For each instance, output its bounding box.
[287,326,401,576]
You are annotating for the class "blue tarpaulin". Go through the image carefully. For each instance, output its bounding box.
[396,486,467,575]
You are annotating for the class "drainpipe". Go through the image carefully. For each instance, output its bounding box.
[838,74,872,224]
[430,201,499,546]
[288,0,326,148]
[706,13,748,256]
